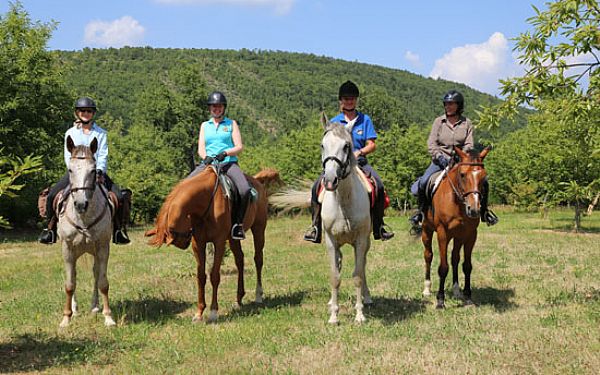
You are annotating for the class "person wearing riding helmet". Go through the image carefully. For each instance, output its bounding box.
[409,89,498,232]
[303,80,394,243]
[38,97,131,245]
[187,91,250,241]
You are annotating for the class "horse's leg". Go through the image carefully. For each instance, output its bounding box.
[451,238,463,300]
[462,232,478,306]
[352,240,368,323]
[96,243,115,326]
[326,236,342,324]
[229,238,245,309]
[192,239,207,323]
[361,238,373,306]
[60,243,76,328]
[91,257,100,313]
[422,225,434,297]
[251,226,265,304]
[207,240,226,323]
[436,229,450,309]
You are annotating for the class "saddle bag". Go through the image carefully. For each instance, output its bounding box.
[38,187,50,218]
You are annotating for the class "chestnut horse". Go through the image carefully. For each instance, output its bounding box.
[146,167,281,323]
[421,146,490,309]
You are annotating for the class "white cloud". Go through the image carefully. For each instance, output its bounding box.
[429,32,516,95]
[84,16,145,48]
[155,0,295,15]
[404,50,422,68]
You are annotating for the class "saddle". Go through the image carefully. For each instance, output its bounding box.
[317,166,389,209]
[53,184,117,217]
[424,169,448,203]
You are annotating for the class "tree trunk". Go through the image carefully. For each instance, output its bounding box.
[574,202,581,233]
[587,192,599,216]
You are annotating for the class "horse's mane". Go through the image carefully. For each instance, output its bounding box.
[145,168,214,247]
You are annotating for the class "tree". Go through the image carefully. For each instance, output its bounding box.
[0,151,42,228]
[478,0,599,231]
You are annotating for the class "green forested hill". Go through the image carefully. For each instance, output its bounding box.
[58,47,519,143]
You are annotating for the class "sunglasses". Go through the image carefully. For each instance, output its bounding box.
[78,109,95,113]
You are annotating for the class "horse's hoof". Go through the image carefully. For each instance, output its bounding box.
[104,317,116,327]
[59,317,71,328]
[423,290,432,297]
[192,314,203,324]
[255,296,263,304]
[232,302,241,310]
[91,307,101,314]
[207,310,218,323]
[355,315,366,324]
[464,299,475,307]
[328,318,339,325]
[436,301,445,309]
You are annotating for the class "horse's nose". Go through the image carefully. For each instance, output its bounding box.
[74,200,88,213]
[324,177,338,191]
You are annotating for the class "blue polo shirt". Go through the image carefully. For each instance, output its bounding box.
[330,111,377,151]
[202,117,238,163]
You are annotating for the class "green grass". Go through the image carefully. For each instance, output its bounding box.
[1,209,599,374]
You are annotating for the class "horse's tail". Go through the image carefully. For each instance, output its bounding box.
[269,186,312,213]
[144,184,176,247]
[253,168,283,196]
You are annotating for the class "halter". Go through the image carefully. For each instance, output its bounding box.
[447,161,485,204]
[321,130,352,180]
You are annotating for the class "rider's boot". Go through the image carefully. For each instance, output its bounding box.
[231,191,250,240]
[303,201,322,243]
[39,215,58,244]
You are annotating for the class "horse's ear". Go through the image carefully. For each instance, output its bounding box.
[454,146,467,160]
[320,112,329,129]
[90,137,98,154]
[66,135,75,153]
[480,145,492,160]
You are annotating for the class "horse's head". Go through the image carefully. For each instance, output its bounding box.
[452,146,491,219]
[320,113,355,191]
[67,136,98,214]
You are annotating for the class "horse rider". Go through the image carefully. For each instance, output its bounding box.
[187,91,250,241]
[38,97,131,245]
[304,80,395,243]
[409,90,499,232]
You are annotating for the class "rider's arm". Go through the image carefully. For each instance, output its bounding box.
[198,122,207,159]
[224,120,243,157]
[462,120,474,152]
[95,130,108,174]
[427,118,443,160]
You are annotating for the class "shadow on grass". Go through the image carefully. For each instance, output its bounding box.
[224,290,307,320]
[472,286,517,312]
[0,333,102,373]
[0,229,39,244]
[365,296,427,325]
[113,296,192,324]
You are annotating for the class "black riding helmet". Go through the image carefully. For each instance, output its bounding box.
[207,91,227,108]
[338,80,360,99]
[75,97,97,110]
[443,90,464,114]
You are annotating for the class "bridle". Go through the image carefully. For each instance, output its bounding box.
[69,155,97,194]
[447,161,485,204]
[322,131,352,180]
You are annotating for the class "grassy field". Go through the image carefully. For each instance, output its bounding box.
[1,209,599,374]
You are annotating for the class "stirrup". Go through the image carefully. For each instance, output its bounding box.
[409,211,423,226]
[38,228,56,244]
[483,210,499,226]
[231,224,245,240]
[113,229,131,244]
[303,225,321,243]
[378,225,394,241]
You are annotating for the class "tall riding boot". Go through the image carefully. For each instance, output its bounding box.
[372,194,394,241]
[481,180,499,226]
[39,215,58,244]
[303,201,322,243]
[409,190,427,235]
[231,191,250,240]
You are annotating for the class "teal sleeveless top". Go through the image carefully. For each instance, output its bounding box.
[203,117,237,163]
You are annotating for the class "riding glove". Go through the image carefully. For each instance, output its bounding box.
[203,156,214,165]
[215,151,228,162]
[436,155,449,168]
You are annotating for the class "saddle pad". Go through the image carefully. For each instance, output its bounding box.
[426,168,448,200]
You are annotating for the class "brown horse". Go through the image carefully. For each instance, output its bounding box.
[145,167,281,323]
[421,146,490,309]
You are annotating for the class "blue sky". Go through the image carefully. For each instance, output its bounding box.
[3,0,552,95]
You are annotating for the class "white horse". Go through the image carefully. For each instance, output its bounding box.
[271,114,373,323]
[57,136,115,327]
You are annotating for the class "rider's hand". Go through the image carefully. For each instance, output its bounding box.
[96,169,105,185]
[203,156,214,165]
[215,151,228,162]
[436,155,449,168]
